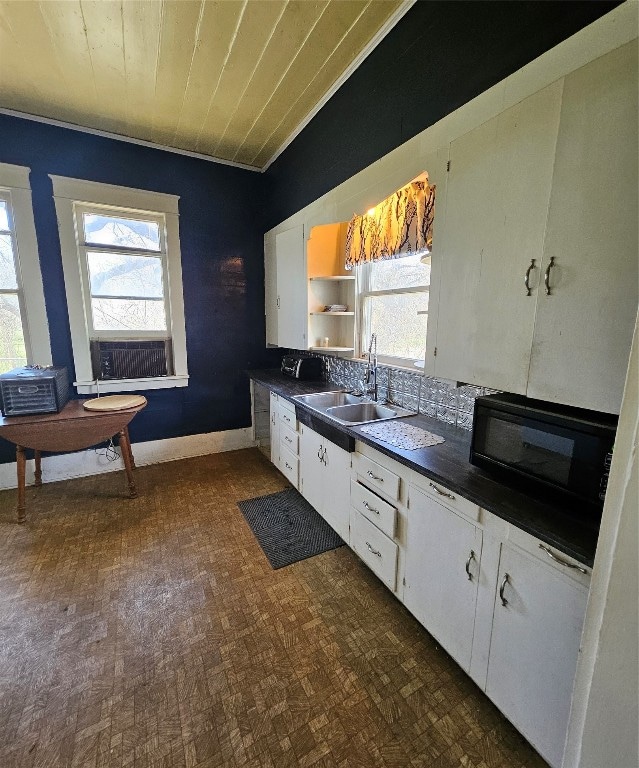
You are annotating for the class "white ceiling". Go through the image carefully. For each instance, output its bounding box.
[0,0,410,170]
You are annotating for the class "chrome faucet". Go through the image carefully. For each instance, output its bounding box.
[365,333,378,401]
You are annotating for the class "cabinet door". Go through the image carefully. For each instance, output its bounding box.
[528,42,638,413]
[275,225,307,350]
[434,83,562,392]
[486,545,588,768]
[269,393,279,467]
[264,233,278,346]
[321,441,351,541]
[298,426,324,516]
[404,488,483,672]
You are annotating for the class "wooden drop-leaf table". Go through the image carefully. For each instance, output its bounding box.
[0,399,146,523]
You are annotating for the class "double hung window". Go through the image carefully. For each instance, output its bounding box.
[0,163,51,373]
[358,253,430,368]
[51,176,188,394]
[75,205,169,338]
[0,194,27,372]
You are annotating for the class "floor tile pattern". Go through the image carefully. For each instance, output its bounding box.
[0,450,548,768]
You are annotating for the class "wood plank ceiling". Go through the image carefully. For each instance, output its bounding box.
[0,0,405,169]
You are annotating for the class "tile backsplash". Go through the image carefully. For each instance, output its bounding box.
[287,351,498,430]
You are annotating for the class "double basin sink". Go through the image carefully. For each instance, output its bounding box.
[293,390,415,426]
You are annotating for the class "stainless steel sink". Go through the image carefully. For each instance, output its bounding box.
[325,402,412,424]
[293,390,415,425]
[294,391,364,408]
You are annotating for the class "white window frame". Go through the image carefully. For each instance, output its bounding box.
[0,162,52,368]
[51,175,188,394]
[74,202,171,340]
[357,256,430,370]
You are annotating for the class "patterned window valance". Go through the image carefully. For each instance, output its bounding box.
[345,179,436,270]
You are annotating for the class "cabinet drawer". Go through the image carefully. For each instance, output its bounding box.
[279,407,297,431]
[280,423,299,455]
[278,397,296,416]
[280,445,299,488]
[350,479,396,538]
[355,454,400,501]
[350,509,398,591]
[412,477,480,522]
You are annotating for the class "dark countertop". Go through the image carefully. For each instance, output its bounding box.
[249,370,600,566]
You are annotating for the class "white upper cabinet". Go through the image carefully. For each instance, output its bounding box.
[433,44,637,413]
[433,82,562,393]
[527,41,638,413]
[269,224,307,349]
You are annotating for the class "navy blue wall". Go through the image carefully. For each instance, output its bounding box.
[0,114,281,464]
[264,0,620,229]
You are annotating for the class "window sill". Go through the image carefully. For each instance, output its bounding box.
[75,375,189,395]
[348,356,425,374]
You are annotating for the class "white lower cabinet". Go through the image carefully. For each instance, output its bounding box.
[298,425,351,541]
[486,543,589,768]
[350,449,407,598]
[269,394,300,489]
[350,509,398,591]
[404,486,483,672]
[269,392,280,467]
[353,447,590,768]
[259,404,591,768]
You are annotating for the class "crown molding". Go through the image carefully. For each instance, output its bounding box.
[0,108,262,173]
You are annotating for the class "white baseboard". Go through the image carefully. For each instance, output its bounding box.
[0,427,256,490]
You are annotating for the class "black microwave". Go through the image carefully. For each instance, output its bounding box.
[470,393,617,510]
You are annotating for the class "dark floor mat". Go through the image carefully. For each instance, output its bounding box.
[237,487,344,569]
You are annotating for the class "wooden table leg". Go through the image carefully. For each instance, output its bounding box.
[123,426,136,469]
[118,429,137,498]
[34,450,42,486]
[16,445,26,523]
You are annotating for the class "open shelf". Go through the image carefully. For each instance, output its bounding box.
[309,346,355,353]
[309,275,355,282]
[306,224,356,353]
[310,311,354,316]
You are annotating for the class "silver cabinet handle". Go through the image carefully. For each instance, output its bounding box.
[499,573,510,606]
[367,470,383,482]
[544,256,555,295]
[363,501,380,515]
[276,296,280,308]
[429,481,455,500]
[538,544,588,574]
[317,447,323,461]
[282,414,291,423]
[366,542,382,558]
[465,550,476,581]
[524,258,536,296]
[285,462,292,471]
[284,435,292,443]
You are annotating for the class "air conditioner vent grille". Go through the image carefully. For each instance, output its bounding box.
[90,339,173,380]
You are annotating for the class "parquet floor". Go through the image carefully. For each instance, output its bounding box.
[0,449,548,768]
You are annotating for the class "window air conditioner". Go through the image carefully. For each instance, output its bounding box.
[90,339,174,380]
